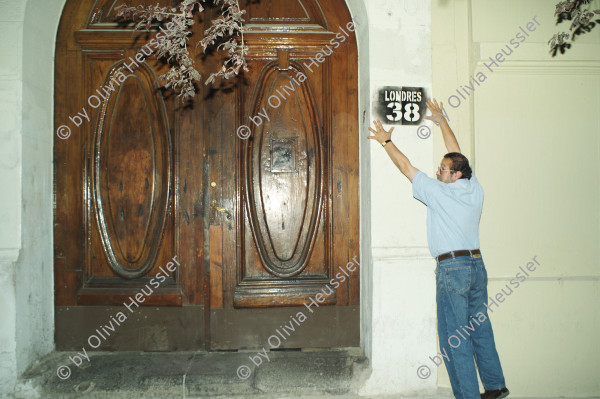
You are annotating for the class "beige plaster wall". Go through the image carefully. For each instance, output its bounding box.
[431,0,600,396]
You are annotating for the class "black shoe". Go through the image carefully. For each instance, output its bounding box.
[480,387,509,399]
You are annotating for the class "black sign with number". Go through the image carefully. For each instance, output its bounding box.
[374,86,427,125]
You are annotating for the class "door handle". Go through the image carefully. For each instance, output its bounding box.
[211,200,232,220]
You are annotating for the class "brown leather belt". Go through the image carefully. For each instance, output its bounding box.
[436,249,481,263]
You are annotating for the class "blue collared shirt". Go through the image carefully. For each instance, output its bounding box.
[412,170,483,258]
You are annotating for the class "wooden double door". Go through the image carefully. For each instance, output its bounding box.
[54,0,359,350]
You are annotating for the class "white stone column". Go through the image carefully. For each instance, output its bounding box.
[358,0,438,395]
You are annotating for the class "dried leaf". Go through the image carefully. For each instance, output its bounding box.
[117,0,247,98]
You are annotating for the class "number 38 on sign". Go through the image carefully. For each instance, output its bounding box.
[374,86,427,126]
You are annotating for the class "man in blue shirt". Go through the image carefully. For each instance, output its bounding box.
[368,99,509,399]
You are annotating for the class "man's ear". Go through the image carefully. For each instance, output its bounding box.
[452,171,462,181]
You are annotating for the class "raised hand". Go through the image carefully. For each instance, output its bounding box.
[368,120,394,144]
[425,98,460,153]
[424,99,446,125]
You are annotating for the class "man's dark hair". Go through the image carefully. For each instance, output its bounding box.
[444,152,472,180]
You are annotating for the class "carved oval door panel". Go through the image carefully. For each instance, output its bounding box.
[244,62,324,278]
[215,0,360,322]
[92,65,171,279]
[53,0,185,310]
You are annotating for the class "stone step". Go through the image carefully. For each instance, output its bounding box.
[15,349,372,399]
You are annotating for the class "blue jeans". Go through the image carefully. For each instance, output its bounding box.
[435,253,506,399]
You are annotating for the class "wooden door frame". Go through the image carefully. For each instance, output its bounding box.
[53,0,364,352]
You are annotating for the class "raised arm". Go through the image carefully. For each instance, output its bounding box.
[425,99,461,154]
[368,120,419,182]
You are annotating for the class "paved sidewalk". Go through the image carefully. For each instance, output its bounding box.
[6,350,599,399]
